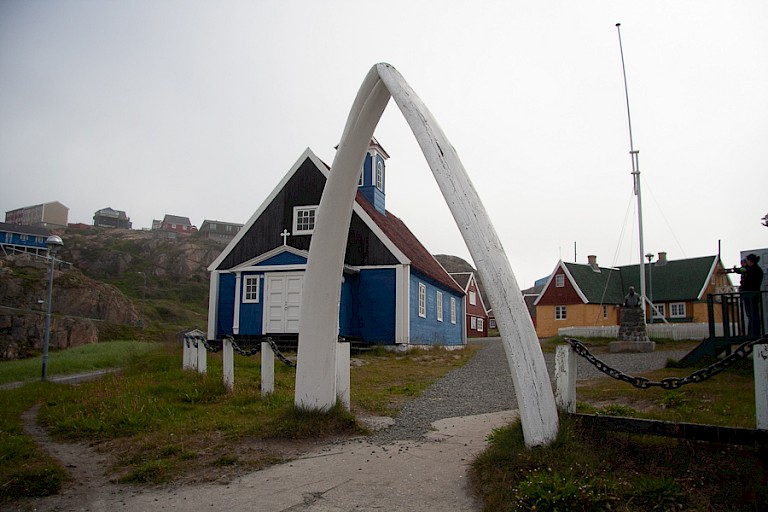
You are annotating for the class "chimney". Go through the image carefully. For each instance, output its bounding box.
[587,255,600,272]
[657,251,668,266]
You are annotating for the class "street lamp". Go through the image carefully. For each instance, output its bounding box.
[137,271,147,329]
[41,235,63,381]
[645,252,654,324]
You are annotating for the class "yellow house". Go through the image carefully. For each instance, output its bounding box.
[534,253,732,338]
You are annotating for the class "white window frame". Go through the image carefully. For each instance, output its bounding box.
[670,302,686,318]
[450,297,457,324]
[477,318,484,331]
[293,205,318,235]
[243,275,260,303]
[418,282,427,318]
[469,290,476,306]
[376,160,384,191]
[555,274,565,288]
[603,305,608,320]
[436,291,443,322]
[652,303,666,319]
[471,316,477,329]
[555,305,567,320]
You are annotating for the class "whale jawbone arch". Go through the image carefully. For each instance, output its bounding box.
[295,63,558,447]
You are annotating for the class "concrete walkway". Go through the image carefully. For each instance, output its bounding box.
[90,411,519,512]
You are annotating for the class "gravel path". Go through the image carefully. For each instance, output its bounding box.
[373,338,688,443]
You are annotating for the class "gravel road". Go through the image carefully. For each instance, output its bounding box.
[373,338,688,443]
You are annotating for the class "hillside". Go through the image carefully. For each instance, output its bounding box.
[0,227,227,359]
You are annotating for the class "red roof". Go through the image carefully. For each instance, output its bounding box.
[355,192,464,295]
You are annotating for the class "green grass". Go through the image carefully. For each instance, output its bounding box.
[1,340,477,501]
[539,335,699,354]
[0,341,159,385]
[471,415,767,512]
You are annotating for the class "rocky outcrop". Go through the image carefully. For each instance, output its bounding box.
[0,254,139,359]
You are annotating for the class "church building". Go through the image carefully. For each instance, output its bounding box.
[206,140,466,347]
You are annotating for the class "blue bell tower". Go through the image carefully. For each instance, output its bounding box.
[358,137,389,215]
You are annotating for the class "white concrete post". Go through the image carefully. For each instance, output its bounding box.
[196,338,207,374]
[754,342,768,430]
[223,338,234,391]
[261,341,275,397]
[336,341,351,410]
[555,344,577,413]
[182,338,194,370]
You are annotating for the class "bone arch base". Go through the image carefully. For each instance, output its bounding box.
[295,63,558,447]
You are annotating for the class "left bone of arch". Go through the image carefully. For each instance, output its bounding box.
[295,63,558,447]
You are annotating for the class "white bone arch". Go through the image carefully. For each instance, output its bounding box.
[295,63,558,447]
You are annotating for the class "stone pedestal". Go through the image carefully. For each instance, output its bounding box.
[610,307,655,353]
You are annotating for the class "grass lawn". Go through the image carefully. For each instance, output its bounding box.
[0,340,480,502]
[471,354,767,511]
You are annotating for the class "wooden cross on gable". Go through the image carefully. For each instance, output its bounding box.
[281,229,290,246]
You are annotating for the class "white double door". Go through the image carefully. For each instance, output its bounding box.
[263,272,304,333]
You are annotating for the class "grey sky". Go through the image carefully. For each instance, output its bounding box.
[1,0,766,288]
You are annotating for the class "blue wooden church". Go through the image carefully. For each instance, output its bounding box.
[206,140,466,347]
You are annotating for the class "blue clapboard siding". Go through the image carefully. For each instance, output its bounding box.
[339,274,355,337]
[355,268,396,343]
[238,273,264,336]
[216,273,236,337]
[256,252,307,266]
[409,272,464,346]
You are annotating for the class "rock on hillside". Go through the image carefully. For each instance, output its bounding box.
[0,254,139,359]
[61,227,225,284]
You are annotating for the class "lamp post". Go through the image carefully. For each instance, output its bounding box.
[137,271,147,329]
[41,235,64,381]
[645,252,654,324]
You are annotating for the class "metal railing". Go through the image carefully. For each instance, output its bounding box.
[707,291,767,340]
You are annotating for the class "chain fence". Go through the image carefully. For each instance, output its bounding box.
[564,336,767,390]
[185,334,296,367]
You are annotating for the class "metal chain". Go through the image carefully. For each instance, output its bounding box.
[564,336,767,390]
[228,336,260,357]
[265,337,296,368]
[226,336,296,368]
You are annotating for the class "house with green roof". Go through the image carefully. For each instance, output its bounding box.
[534,252,733,338]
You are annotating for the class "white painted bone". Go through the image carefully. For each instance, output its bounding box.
[295,63,558,447]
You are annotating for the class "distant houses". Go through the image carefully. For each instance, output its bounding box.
[533,253,732,338]
[198,220,243,243]
[5,201,68,228]
[152,214,198,237]
[93,207,132,229]
[0,222,51,256]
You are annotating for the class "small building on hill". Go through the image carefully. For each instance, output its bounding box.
[534,253,732,338]
[207,143,466,347]
[0,222,50,256]
[93,207,132,229]
[449,271,488,337]
[198,220,243,244]
[5,201,68,228]
[152,214,197,237]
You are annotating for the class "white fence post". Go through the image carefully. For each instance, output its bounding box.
[261,341,275,396]
[196,338,207,374]
[336,340,351,410]
[755,342,768,430]
[182,338,195,370]
[223,338,234,391]
[555,344,577,413]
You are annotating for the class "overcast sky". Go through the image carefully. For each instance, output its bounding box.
[1,1,766,288]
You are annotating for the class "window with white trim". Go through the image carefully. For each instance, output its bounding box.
[489,318,496,329]
[436,291,443,322]
[293,206,317,234]
[469,290,477,306]
[450,297,457,324]
[418,282,427,318]
[670,302,686,318]
[477,318,484,331]
[652,303,666,319]
[243,275,260,303]
[555,305,567,320]
[471,316,477,329]
[603,305,608,320]
[555,274,565,288]
[376,160,384,191]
